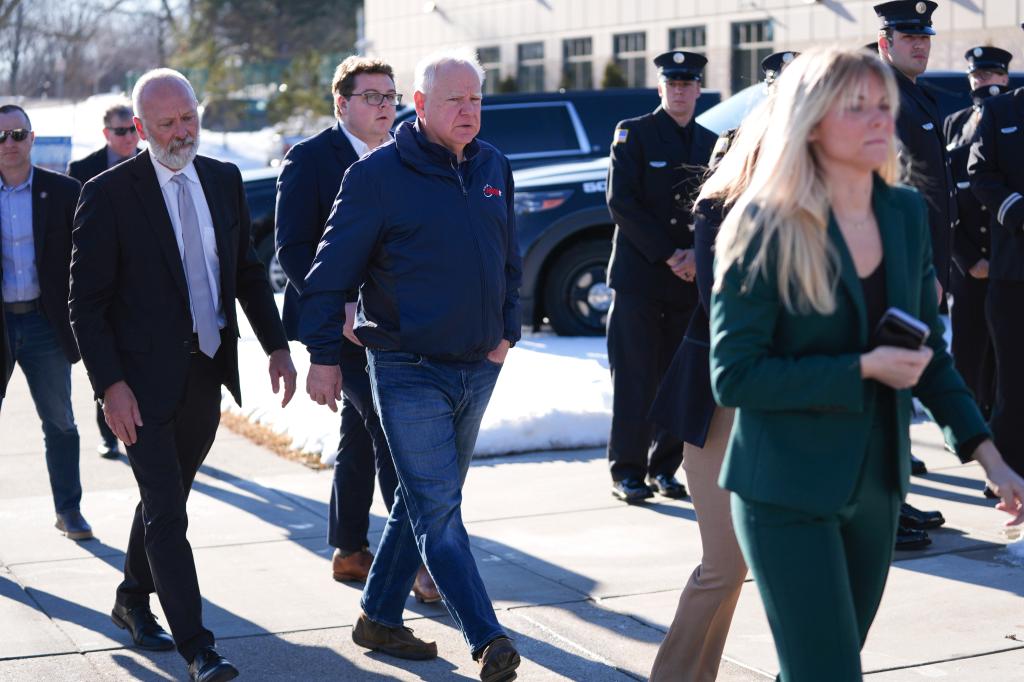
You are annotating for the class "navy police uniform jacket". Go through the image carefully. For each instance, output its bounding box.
[892,67,957,290]
[606,107,717,305]
[945,99,993,275]
[968,87,1024,282]
[299,120,522,365]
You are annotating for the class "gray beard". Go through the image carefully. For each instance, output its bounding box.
[146,128,199,170]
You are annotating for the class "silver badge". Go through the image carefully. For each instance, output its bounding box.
[990,85,1001,96]
[973,47,984,58]
[916,2,927,14]
[782,52,794,63]
[673,52,685,64]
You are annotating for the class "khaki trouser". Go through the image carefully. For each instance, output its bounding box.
[650,408,745,682]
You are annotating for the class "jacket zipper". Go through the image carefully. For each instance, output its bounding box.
[451,159,491,352]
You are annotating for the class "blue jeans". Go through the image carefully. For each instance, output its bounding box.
[2,310,81,513]
[361,349,504,654]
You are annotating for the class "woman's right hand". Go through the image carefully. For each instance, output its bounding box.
[860,345,934,389]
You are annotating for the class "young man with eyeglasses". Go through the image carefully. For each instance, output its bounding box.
[67,101,140,460]
[0,103,92,541]
[275,56,439,602]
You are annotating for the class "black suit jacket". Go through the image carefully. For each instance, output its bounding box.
[945,104,991,275]
[893,68,956,290]
[606,107,716,305]
[69,151,288,416]
[275,123,359,340]
[66,145,140,186]
[968,87,1024,282]
[0,167,81,398]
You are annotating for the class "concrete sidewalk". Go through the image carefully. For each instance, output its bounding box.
[1,364,1022,681]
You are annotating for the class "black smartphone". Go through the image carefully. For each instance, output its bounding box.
[872,307,930,350]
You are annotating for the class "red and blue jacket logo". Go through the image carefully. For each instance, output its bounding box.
[483,184,503,198]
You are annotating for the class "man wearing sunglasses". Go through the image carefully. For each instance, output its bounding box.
[0,104,92,541]
[275,55,439,602]
[66,101,140,461]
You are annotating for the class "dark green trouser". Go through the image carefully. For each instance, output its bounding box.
[731,399,901,681]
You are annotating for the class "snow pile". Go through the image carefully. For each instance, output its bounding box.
[1006,530,1024,566]
[225,299,613,463]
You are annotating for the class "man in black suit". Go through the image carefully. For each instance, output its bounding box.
[944,47,1011,421]
[66,101,140,460]
[70,69,296,682]
[874,0,951,548]
[605,51,717,503]
[275,56,436,600]
[0,104,91,541]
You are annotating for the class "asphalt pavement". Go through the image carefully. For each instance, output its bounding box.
[1,363,1022,681]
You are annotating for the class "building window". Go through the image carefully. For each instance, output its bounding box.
[613,32,646,87]
[562,37,593,90]
[517,42,545,92]
[668,25,708,85]
[478,46,501,94]
[731,20,773,93]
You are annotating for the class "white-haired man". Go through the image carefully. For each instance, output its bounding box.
[301,48,522,681]
[70,68,296,682]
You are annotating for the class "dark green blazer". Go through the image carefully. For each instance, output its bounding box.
[710,179,989,515]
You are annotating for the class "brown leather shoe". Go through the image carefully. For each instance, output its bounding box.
[351,613,437,660]
[332,548,373,582]
[476,636,520,682]
[412,565,441,603]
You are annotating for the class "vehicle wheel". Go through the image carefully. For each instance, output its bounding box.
[543,240,612,336]
[255,237,289,294]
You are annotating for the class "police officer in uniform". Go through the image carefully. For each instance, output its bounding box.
[874,0,951,548]
[944,47,1011,422]
[968,23,1024,481]
[708,51,798,171]
[605,51,717,502]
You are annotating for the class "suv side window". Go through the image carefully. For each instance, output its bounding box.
[478,103,588,159]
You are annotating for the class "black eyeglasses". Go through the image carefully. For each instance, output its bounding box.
[0,129,30,143]
[106,126,138,136]
[348,91,403,106]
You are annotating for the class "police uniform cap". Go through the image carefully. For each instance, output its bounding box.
[654,51,707,81]
[965,46,1012,73]
[873,0,938,36]
[760,51,799,83]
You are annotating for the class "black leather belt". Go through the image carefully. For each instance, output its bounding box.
[3,299,39,314]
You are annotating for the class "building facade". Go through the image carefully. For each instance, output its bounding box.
[364,0,1024,96]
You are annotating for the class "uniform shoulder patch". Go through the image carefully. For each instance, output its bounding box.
[614,128,629,145]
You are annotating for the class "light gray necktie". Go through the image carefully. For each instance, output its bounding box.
[172,174,220,358]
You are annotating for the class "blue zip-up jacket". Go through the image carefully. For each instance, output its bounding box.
[299,120,522,365]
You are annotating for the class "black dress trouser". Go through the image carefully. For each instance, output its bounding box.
[986,279,1024,477]
[116,351,221,663]
[950,269,995,415]
[329,340,399,551]
[606,290,694,482]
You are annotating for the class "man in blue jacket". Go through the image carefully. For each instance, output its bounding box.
[275,56,437,601]
[300,48,522,682]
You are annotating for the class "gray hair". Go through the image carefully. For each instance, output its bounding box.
[131,68,197,121]
[413,47,485,94]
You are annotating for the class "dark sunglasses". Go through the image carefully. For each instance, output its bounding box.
[0,129,30,143]
[106,126,138,136]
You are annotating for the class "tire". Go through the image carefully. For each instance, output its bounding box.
[255,237,289,294]
[543,239,612,336]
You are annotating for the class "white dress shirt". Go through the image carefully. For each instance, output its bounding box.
[339,122,371,158]
[149,153,226,330]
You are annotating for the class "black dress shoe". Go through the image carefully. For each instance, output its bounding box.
[647,474,689,499]
[97,442,122,459]
[983,485,1000,500]
[900,502,945,530]
[188,646,238,682]
[895,525,932,550]
[111,603,175,651]
[55,511,93,541]
[611,478,653,503]
[910,454,928,476]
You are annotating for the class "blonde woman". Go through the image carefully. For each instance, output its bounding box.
[709,47,1024,680]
